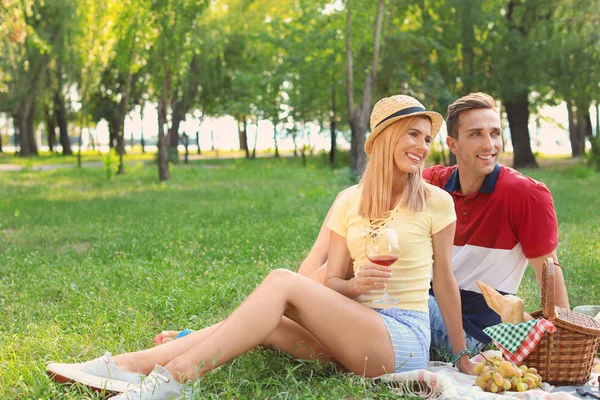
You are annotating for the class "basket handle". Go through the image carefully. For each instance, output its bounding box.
[541,258,556,321]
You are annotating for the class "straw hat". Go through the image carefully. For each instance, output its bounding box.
[365,95,443,155]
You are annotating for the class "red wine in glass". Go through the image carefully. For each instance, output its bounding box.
[365,228,401,306]
[368,255,399,267]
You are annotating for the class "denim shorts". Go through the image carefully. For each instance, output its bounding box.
[428,294,485,361]
[376,307,430,373]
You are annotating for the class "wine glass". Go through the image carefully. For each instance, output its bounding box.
[365,227,401,306]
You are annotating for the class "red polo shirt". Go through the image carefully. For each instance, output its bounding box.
[424,163,558,343]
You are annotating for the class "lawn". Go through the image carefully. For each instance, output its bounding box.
[0,155,598,398]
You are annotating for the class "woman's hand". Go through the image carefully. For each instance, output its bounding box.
[350,262,391,297]
[455,355,477,375]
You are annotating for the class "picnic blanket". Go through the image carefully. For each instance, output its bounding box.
[381,351,598,400]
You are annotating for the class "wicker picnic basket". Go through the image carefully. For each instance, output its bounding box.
[522,258,600,385]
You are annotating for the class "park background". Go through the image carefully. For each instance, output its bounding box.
[1,0,600,398]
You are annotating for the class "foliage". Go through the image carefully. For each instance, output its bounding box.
[1,0,600,173]
[588,135,600,171]
[103,148,120,179]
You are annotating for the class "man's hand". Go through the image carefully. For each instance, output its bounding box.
[350,263,391,297]
[456,355,477,375]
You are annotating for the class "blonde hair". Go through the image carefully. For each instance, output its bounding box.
[359,116,430,218]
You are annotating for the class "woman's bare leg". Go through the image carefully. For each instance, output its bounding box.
[113,322,223,375]
[114,313,339,375]
[163,269,394,381]
[114,315,339,375]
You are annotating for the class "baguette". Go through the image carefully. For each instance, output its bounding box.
[476,280,534,324]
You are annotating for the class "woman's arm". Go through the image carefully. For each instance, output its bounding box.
[298,188,354,279]
[324,231,390,299]
[431,221,475,375]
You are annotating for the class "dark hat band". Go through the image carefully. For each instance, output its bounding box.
[375,106,427,128]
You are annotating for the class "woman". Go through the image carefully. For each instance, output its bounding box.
[47,95,475,399]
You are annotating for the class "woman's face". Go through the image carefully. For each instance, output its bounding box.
[392,117,433,175]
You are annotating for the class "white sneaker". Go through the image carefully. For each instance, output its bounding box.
[46,352,145,393]
[109,365,191,400]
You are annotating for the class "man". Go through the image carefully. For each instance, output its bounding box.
[423,92,568,359]
[297,92,569,360]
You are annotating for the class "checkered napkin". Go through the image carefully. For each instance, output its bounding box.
[484,319,557,365]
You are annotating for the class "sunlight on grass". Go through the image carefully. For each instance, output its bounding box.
[0,156,598,398]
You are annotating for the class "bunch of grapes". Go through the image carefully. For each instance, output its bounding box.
[473,354,544,393]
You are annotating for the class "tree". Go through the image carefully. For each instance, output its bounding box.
[545,0,600,157]
[0,0,68,156]
[147,0,209,181]
[345,0,385,175]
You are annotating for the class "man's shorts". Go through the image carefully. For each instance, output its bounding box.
[428,294,485,361]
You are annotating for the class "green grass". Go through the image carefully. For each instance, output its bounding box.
[0,155,400,399]
[517,163,600,309]
[0,155,598,398]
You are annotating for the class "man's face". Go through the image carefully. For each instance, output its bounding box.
[446,108,503,178]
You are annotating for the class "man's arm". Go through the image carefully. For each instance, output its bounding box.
[529,251,570,310]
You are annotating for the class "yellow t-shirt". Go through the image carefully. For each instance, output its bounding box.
[326,184,456,311]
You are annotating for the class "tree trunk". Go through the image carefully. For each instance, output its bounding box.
[108,118,119,154]
[116,73,134,174]
[116,120,125,173]
[291,133,298,157]
[301,145,307,167]
[330,77,337,168]
[26,99,38,155]
[89,127,96,151]
[505,92,537,168]
[18,106,31,157]
[345,0,385,176]
[157,97,170,181]
[460,0,476,94]
[273,120,279,158]
[237,116,249,154]
[168,100,183,163]
[567,99,586,157]
[196,131,201,155]
[18,96,38,156]
[45,107,56,152]
[182,133,189,164]
[140,103,146,153]
[109,125,117,149]
[77,125,84,168]
[252,123,258,159]
[567,99,578,155]
[242,120,249,158]
[581,108,592,138]
[77,99,86,168]
[13,114,20,154]
[55,89,72,155]
[140,125,145,153]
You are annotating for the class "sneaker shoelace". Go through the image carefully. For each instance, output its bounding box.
[130,370,171,395]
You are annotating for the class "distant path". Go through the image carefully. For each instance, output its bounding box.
[0,161,105,172]
[0,152,294,172]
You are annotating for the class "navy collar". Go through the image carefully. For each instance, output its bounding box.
[443,163,500,194]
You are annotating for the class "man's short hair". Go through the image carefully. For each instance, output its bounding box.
[446,93,496,139]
